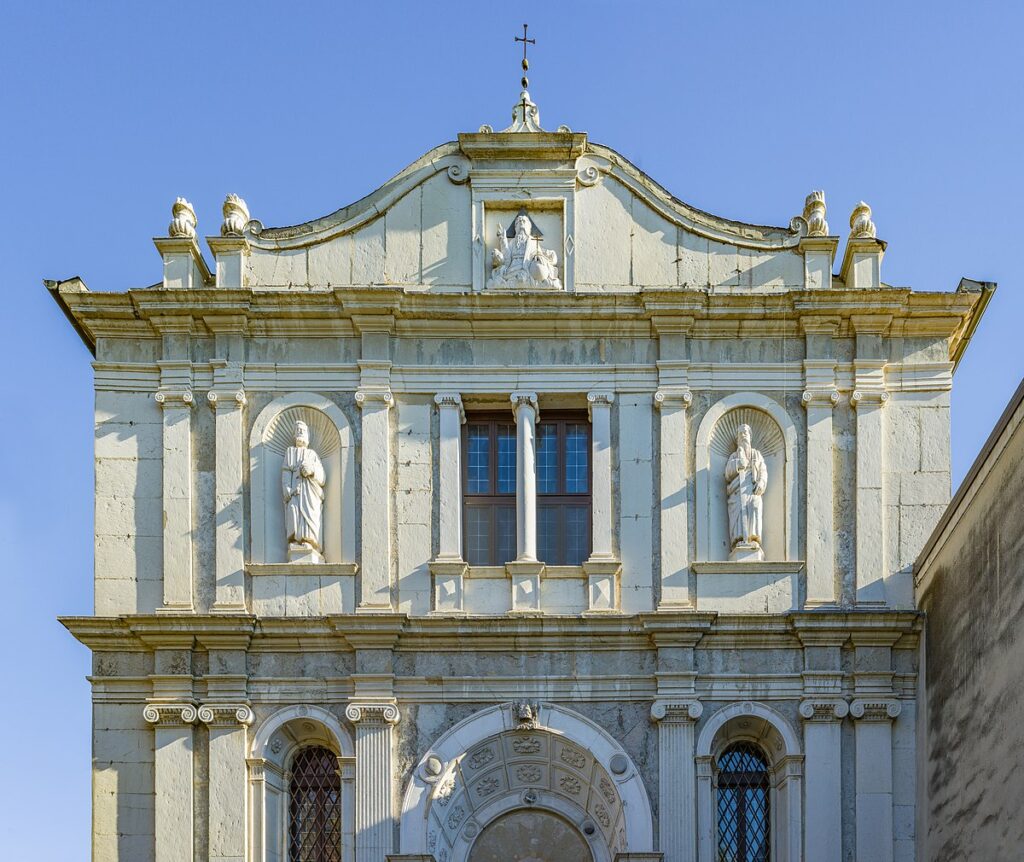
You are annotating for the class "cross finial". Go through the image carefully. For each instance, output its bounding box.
[515,23,535,90]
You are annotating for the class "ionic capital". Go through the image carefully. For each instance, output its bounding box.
[654,389,693,410]
[849,698,901,722]
[801,389,841,409]
[510,391,539,419]
[850,390,890,409]
[434,391,466,423]
[197,703,255,727]
[143,702,198,726]
[798,699,849,722]
[206,389,247,409]
[586,390,615,417]
[345,701,400,725]
[355,388,394,410]
[154,389,195,409]
[651,699,703,723]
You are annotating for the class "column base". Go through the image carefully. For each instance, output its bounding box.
[430,558,468,614]
[583,558,621,613]
[506,560,545,613]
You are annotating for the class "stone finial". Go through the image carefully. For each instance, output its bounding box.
[168,197,197,239]
[221,194,250,237]
[803,190,829,237]
[849,201,876,239]
[501,90,544,133]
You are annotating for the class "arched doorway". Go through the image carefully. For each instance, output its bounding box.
[468,809,594,862]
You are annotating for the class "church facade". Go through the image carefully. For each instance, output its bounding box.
[52,90,991,862]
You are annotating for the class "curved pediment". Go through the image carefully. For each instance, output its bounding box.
[235,125,815,293]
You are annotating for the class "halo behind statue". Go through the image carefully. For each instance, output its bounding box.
[709,407,785,459]
[264,406,341,458]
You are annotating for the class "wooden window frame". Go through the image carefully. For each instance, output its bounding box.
[462,414,517,566]
[462,411,593,566]
[536,412,592,566]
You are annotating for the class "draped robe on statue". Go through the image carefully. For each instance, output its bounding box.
[725,444,767,549]
[282,444,326,552]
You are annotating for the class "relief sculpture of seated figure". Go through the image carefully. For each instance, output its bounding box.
[489,209,562,289]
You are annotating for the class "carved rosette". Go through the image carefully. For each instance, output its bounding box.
[143,702,198,726]
[654,389,693,411]
[849,699,901,722]
[798,699,850,722]
[197,703,255,727]
[650,699,703,723]
[345,702,401,725]
[168,197,197,238]
[801,389,841,409]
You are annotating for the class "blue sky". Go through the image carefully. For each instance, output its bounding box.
[1,1,1021,857]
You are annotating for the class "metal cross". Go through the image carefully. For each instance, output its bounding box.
[515,23,535,90]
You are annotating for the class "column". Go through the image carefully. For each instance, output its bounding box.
[655,389,693,609]
[852,388,889,603]
[199,703,254,862]
[155,389,195,612]
[144,703,198,862]
[851,699,900,862]
[510,391,539,561]
[356,389,394,611]
[431,393,468,613]
[208,387,247,612]
[345,702,400,862]
[651,700,702,862]
[802,388,839,606]
[800,699,847,862]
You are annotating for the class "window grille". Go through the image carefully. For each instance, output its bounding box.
[288,746,341,862]
[716,742,770,862]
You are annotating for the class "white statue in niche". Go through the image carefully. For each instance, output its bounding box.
[725,423,768,562]
[282,420,326,563]
[489,209,562,289]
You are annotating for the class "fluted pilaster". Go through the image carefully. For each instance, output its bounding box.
[346,702,400,862]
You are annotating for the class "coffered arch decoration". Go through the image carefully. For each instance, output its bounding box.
[400,703,654,862]
[695,393,798,562]
[250,393,355,564]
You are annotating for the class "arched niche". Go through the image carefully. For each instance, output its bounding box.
[399,703,654,862]
[249,705,356,862]
[695,393,798,562]
[695,701,803,862]
[249,393,355,564]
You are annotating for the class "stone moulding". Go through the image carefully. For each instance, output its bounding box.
[247,563,358,577]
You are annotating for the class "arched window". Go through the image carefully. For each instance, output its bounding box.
[716,742,770,862]
[289,746,342,862]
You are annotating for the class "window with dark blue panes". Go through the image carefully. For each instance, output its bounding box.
[536,414,592,565]
[463,417,518,565]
